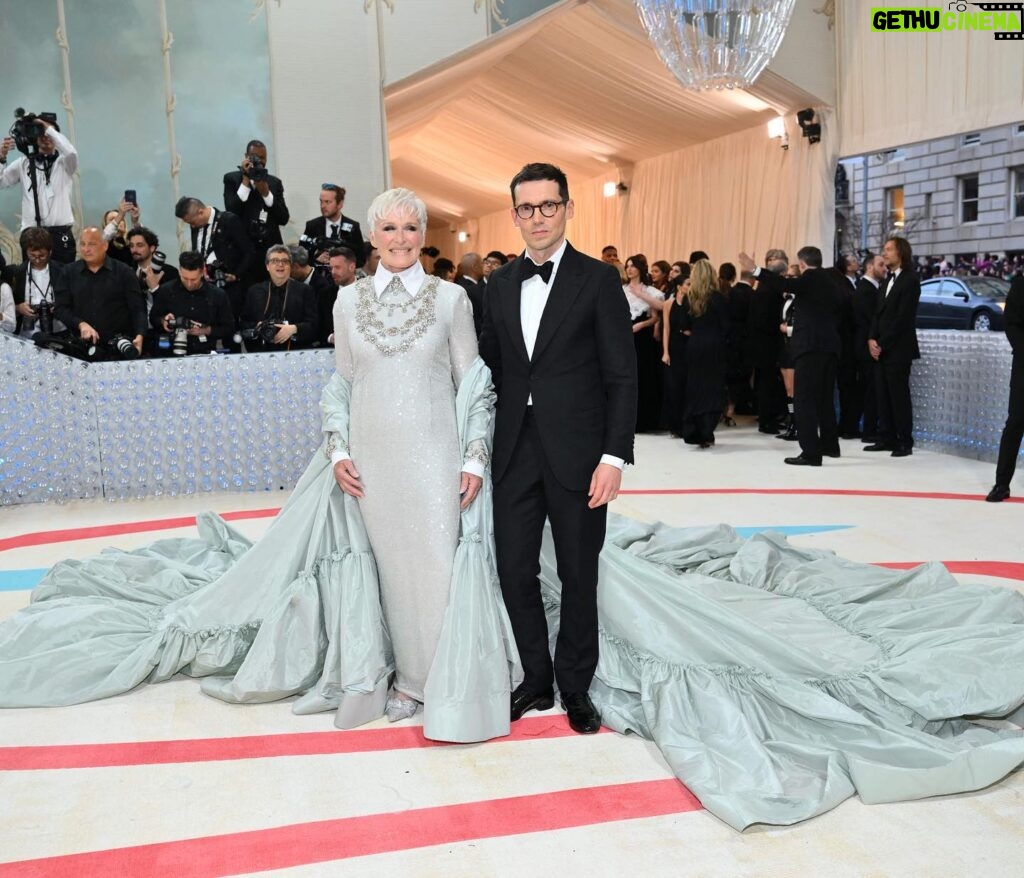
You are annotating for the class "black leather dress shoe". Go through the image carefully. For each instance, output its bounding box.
[758,424,780,435]
[822,448,841,458]
[560,691,601,734]
[776,424,799,441]
[986,484,1011,502]
[784,454,821,466]
[510,685,554,721]
[863,443,893,452]
[890,447,913,457]
[839,431,861,440]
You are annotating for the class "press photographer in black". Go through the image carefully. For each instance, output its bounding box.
[0,110,78,264]
[239,245,318,352]
[54,227,146,359]
[127,227,179,314]
[150,251,234,357]
[223,139,289,283]
[302,184,365,269]
[7,227,67,338]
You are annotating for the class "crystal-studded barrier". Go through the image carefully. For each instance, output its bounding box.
[0,331,1016,506]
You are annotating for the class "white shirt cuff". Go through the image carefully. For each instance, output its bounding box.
[461,459,486,479]
[600,454,624,470]
[102,221,118,242]
[262,190,274,206]
[330,450,351,465]
[752,266,762,277]
[786,326,793,337]
[236,183,251,201]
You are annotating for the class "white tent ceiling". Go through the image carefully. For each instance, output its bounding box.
[385,0,828,227]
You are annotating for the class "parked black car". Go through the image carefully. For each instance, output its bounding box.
[916,276,1009,331]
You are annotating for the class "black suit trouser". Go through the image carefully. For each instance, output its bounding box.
[837,356,860,434]
[493,409,606,695]
[856,357,879,437]
[876,358,914,449]
[995,355,1024,487]
[753,365,785,428]
[794,351,838,460]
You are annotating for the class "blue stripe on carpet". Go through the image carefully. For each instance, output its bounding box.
[0,569,48,592]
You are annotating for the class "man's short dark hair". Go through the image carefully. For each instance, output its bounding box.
[288,244,310,267]
[321,184,346,202]
[245,139,266,153]
[861,251,877,272]
[178,250,205,271]
[329,246,356,262]
[364,241,376,257]
[688,250,709,264]
[485,250,508,265]
[510,162,569,204]
[20,226,52,252]
[174,196,204,219]
[796,246,823,268]
[126,226,159,248]
[602,245,617,256]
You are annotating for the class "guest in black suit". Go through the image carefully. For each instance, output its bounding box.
[986,274,1024,501]
[174,196,255,323]
[745,249,788,433]
[835,253,861,438]
[867,237,921,457]
[455,252,485,337]
[741,246,842,466]
[239,244,318,351]
[853,253,886,442]
[288,243,337,347]
[302,185,366,269]
[223,140,290,285]
[479,162,637,735]
[6,227,67,337]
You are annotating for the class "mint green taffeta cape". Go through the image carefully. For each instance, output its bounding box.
[2,359,1024,829]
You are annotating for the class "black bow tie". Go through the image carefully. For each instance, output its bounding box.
[522,260,553,284]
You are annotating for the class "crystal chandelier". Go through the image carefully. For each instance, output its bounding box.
[635,0,796,91]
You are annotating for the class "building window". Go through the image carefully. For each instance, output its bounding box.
[1015,123,1024,137]
[885,186,905,228]
[962,132,980,146]
[960,174,979,223]
[1013,168,1024,219]
[924,193,933,219]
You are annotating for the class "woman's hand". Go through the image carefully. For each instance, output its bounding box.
[661,352,670,365]
[334,459,364,497]
[459,471,483,510]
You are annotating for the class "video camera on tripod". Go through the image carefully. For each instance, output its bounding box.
[10,109,58,156]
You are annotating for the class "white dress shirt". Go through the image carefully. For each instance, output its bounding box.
[331,262,486,479]
[0,127,78,229]
[236,181,274,208]
[520,240,623,471]
[885,267,902,297]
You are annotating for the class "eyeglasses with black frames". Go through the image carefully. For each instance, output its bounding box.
[514,200,565,220]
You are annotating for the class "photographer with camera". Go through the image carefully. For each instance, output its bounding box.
[223,140,289,282]
[239,245,317,352]
[54,227,146,359]
[174,196,254,324]
[301,184,365,270]
[7,227,68,338]
[0,110,78,264]
[126,227,178,316]
[287,243,335,346]
[150,251,234,357]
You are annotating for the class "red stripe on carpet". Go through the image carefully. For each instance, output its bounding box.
[0,779,701,877]
[0,715,603,771]
[877,560,1024,580]
[619,488,1024,503]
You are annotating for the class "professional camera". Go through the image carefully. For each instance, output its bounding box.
[209,260,228,290]
[168,315,191,356]
[10,109,58,155]
[243,153,269,184]
[107,334,141,360]
[299,234,332,264]
[151,250,167,273]
[35,299,55,335]
[240,316,282,346]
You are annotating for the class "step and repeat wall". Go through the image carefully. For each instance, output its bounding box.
[0,331,1015,506]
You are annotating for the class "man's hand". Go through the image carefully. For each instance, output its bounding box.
[161,313,175,333]
[588,462,621,510]
[272,323,298,345]
[737,252,757,274]
[239,157,252,187]
[187,324,211,337]
[132,335,143,355]
[117,198,132,218]
[868,338,881,361]
[779,322,788,334]
[224,273,238,283]
[0,136,14,161]
[16,302,35,318]
[333,459,364,497]
[316,252,331,265]
[143,265,163,290]
[254,178,271,198]
[459,471,483,510]
[79,322,99,343]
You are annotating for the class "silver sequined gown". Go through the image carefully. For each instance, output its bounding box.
[332,274,483,700]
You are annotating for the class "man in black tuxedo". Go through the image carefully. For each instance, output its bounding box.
[222,140,290,267]
[835,253,861,438]
[302,185,366,269]
[745,249,788,433]
[479,163,637,735]
[867,237,921,457]
[288,242,338,347]
[174,196,255,323]
[455,252,484,337]
[853,253,886,442]
[741,247,842,466]
[986,274,1024,502]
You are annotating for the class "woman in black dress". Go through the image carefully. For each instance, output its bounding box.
[677,259,730,448]
[661,268,691,437]
[623,254,667,432]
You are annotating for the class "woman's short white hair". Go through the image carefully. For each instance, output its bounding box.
[367,188,427,230]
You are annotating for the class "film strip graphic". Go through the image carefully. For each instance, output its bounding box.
[968,2,1024,38]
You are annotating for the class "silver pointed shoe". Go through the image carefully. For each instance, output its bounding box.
[385,695,419,723]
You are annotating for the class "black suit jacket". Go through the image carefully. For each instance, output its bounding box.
[870,269,921,362]
[852,278,881,362]
[303,215,366,267]
[240,278,319,349]
[479,243,637,490]
[189,209,255,282]
[5,260,66,334]
[456,275,484,337]
[1004,274,1024,355]
[222,170,290,247]
[756,267,842,360]
[745,276,784,368]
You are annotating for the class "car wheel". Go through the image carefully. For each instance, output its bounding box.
[972,311,992,332]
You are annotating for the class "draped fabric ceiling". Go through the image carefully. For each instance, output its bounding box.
[386,0,829,252]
